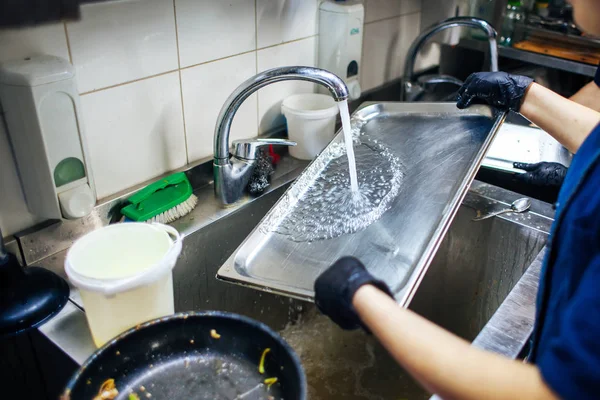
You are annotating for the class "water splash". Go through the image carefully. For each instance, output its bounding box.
[264,134,403,242]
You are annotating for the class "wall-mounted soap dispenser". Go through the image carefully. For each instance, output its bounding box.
[318,0,364,100]
[0,55,95,220]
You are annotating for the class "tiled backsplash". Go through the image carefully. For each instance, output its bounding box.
[0,0,423,236]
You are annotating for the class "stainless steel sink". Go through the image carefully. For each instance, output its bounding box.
[171,184,307,330]
[410,194,548,342]
[171,178,551,334]
[168,179,551,399]
[36,157,553,399]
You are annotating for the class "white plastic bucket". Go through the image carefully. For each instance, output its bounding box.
[282,93,339,160]
[65,223,182,347]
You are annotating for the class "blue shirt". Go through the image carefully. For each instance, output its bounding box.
[530,123,600,399]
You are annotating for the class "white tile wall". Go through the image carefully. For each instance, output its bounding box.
[67,0,178,93]
[257,0,319,49]
[175,0,256,67]
[0,23,69,63]
[257,36,317,133]
[0,0,425,236]
[361,12,421,92]
[80,72,186,199]
[181,52,258,162]
[0,121,43,235]
[364,0,421,23]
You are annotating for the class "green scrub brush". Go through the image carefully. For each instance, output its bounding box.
[121,172,198,223]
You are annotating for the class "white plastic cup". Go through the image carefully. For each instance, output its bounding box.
[282,93,339,160]
[65,223,182,347]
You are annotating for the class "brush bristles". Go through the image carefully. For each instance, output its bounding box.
[148,194,198,224]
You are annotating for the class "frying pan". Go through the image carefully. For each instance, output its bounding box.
[63,311,306,400]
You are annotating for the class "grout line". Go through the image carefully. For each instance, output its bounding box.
[79,69,179,96]
[178,69,190,164]
[179,48,257,72]
[172,0,189,163]
[256,34,318,52]
[255,0,260,135]
[179,34,318,73]
[63,22,73,64]
[173,0,182,69]
[79,35,318,97]
[364,10,421,26]
[255,0,258,53]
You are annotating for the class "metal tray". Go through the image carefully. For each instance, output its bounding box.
[218,102,505,305]
[482,122,571,173]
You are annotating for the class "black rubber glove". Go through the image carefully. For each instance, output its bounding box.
[513,162,568,189]
[456,72,534,112]
[314,256,393,330]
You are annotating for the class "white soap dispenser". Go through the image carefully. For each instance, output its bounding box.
[0,55,96,220]
[318,0,364,100]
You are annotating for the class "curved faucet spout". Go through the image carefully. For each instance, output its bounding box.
[402,17,498,101]
[213,66,349,204]
[214,66,348,163]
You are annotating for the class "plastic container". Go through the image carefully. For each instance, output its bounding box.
[500,1,525,47]
[282,93,339,160]
[65,223,182,347]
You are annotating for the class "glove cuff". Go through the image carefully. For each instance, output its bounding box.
[345,271,394,302]
[511,75,534,112]
[344,271,394,332]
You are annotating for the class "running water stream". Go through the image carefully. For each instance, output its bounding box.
[338,99,359,193]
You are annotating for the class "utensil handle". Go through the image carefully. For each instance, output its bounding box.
[473,208,511,221]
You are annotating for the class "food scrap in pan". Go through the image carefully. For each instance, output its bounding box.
[210,329,221,339]
[259,348,271,374]
[264,377,278,388]
[93,378,118,400]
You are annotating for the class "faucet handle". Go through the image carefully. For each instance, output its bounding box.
[232,138,296,161]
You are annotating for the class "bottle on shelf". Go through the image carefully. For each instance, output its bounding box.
[500,0,525,46]
[534,0,550,18]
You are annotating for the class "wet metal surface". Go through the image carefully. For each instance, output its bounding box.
[472,247,546,357]
[218,102,506,305]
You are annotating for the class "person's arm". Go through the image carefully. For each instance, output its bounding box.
[520,83,600,153]
[569,80,600,112]
[314,257,559,400]
[457,72,600,154]
[353,284,558,400]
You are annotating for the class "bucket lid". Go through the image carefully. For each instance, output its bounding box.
[65,223,182,296]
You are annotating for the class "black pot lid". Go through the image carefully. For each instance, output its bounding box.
[0,253,69,337]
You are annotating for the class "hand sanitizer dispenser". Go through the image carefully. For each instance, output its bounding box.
[318,0,364,100]
[0,55,96,220]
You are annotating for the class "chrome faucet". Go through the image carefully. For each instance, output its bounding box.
[401,17,498,101]
[214,66,349,204]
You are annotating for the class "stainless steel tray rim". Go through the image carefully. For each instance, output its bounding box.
[218,102,506,305]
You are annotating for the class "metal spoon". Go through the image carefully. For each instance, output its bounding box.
[473,198,531,221]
